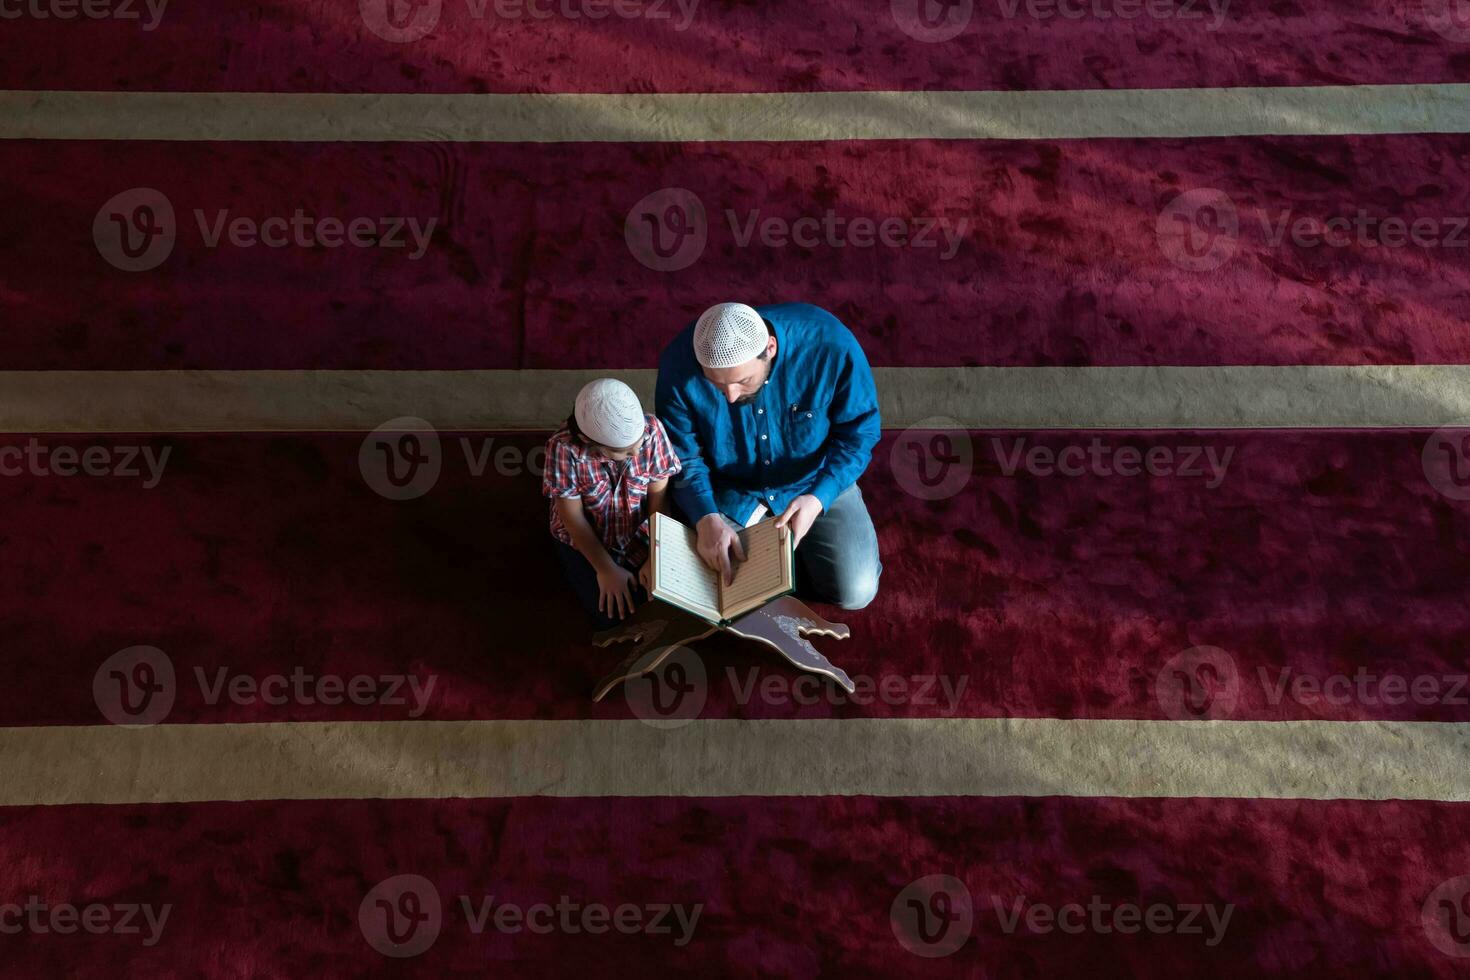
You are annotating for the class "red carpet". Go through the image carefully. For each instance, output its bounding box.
[0,429,1466,727]
[0,0,1461,93]
[6,135,1470,369]
[3,796,1470,977]
[8,0,1470,975]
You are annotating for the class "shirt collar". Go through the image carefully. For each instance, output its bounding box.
[760,313,784,387]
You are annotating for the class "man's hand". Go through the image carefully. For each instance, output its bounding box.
[696,513,746,586]
[775,494,823,549]
[637,558,653,592]
[595,562,637,620]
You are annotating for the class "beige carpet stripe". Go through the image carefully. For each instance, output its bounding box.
[2,717,1466,806]
[5,84,1470,143]
[1,366,1468,432]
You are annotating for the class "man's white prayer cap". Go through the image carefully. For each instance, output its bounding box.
[574,378,645,448]
[693,302,768,369]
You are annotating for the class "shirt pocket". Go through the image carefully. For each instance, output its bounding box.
[782,402,830,458]
[624,471,652,502]
[580,478,611,509]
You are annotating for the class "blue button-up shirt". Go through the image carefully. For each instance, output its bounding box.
[655,302,881,523]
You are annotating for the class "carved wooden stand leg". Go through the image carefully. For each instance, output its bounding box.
[724,595,855,694]
[592,596,856,701]
[590,602,718,702]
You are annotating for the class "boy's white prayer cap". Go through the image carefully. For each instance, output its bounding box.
[574,379,645,448]
[693,302,767,369]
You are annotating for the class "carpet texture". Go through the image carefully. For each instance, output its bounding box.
[6,0,1470,975]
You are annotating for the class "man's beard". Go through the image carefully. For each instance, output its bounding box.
[734,391,759,405]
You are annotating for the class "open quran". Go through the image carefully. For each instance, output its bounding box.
[648,511,795,626]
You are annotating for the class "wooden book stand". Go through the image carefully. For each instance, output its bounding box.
[591,595,855,702]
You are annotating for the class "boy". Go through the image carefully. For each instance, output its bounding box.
[542,379,682,628]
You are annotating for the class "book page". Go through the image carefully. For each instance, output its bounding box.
[651,513,721,621]
[720,519,792,620]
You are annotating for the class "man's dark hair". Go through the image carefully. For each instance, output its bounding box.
[755,317,775,361]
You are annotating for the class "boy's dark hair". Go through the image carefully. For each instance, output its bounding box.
[565,411,591,445]
[565,411,631,451]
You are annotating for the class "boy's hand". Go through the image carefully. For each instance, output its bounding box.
[637,559,653,591]
[596,563,637,620]
[775,494,823,549]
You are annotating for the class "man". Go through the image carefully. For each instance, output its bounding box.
[655,301,882,610]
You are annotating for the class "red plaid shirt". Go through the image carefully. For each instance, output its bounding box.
[542,413,682,564]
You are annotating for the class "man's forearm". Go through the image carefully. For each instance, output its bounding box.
[672,472,720,524]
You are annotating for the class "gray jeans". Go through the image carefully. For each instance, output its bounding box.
[721,483,882,610]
